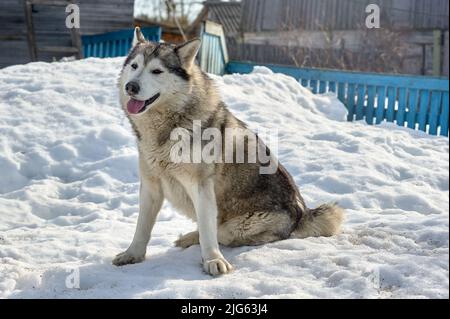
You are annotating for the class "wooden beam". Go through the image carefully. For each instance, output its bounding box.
[444,32,449,77]
[28,0,73,6]
[38,46,79,53]
[69,25,83,59]
[23,0,82,61]
[433,30,442,77]
[23,0,37,61]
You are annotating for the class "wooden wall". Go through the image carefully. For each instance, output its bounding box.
[78,0,135,35]
[444,32,450,77]
[241,0,449,32]
[237,29,448,76]
[236,0,449,76]
[0,0,29,67]
[0,0,135,68]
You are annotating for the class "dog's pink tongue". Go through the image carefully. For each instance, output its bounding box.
[127,98,145,114]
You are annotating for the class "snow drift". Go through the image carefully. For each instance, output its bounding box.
[0,58,448,298]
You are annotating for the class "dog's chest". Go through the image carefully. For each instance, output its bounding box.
[138,136,176,173]
[160,175,196,221]
[131,115,178,172]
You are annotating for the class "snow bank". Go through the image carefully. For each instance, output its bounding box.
[0,58,448,299]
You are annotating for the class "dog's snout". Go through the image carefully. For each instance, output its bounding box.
[126,81,140,95]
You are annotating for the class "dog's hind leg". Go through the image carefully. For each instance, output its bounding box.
[218,212,292,247]
[175,212,293,249]
[175,231,200,248]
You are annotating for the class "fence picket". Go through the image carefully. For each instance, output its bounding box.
[92,43,98,58]
[85,43,91,58]
[347,84,356,121]
[337,82,346,102]
[396,88,407,127]
[418,91,430,132]
[319,81,327,93]
[366,86,376,124]
[329,82,336,93]
[429,92,442,135]
[356,85,366,121]
[407,89,419,130]
[386,87,397,123]
[301,79,308,88]
[375,86,387,124]
[310,80,318,93]
[440,92,449,136]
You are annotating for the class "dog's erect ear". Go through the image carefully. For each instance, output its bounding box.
[176,39,201,70]
[132,27,146,47]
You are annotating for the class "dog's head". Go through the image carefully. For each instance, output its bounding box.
[120,27,201,116]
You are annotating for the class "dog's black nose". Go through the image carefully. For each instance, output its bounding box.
[126,81,140,95]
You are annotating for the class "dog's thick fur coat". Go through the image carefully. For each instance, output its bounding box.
[113,28,344,275]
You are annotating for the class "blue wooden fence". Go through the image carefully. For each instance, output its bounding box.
[81,26,162,58]
[225,62,449,137]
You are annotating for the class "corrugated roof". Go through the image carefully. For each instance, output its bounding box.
[205,1,242,35]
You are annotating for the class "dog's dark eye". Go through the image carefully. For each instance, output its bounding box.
[131,63,138,70]
[152,69,163,75]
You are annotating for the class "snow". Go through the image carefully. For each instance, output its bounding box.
[0,58,448,299]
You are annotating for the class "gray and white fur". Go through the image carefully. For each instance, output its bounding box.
[112,27,344,276]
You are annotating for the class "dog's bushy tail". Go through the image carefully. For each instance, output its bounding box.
[291,203,344,239]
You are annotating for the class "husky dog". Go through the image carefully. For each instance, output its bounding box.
[113,27,344,276]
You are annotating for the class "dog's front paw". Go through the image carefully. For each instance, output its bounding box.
[203,257,234,276]
[112,251,145,266]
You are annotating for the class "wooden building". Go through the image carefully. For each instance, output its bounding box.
[194,0,242,60]
[134,17,190,44]
[237,0,449,76]
[2,0,448,76]
[241,0,448,32]
[135,0,242,45]
[0,0,135,68]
